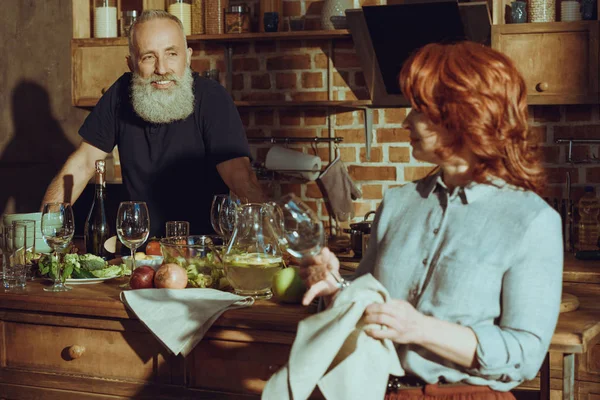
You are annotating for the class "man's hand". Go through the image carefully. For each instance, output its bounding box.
[216,157,265,203]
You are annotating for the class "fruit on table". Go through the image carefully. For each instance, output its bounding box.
[272,266,306,304]
[130,266,155,289]
[146,240,162,256]
[154,263,188,289]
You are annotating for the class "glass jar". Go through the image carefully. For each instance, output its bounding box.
[120,10,138,37]
[225,4,251,34]
[167,0,192,36]
[94,0,118,38]
[510,1,527,23]
[223,203,283,298]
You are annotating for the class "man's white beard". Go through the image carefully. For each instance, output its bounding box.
[130,67,195,124]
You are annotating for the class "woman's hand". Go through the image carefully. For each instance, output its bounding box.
[363,300,428,344]
[299,247,342,306]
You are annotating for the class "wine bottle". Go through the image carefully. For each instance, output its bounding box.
[84,160,111,259]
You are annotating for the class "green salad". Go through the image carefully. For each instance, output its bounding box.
[37,253,128,281]
[163,251,229,290]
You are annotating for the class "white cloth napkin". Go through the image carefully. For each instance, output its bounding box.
[121,289,254,356]
[262,274,404,400]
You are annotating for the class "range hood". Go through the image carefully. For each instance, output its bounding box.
[346,0,492,107]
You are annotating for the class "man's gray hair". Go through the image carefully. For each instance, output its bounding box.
[128,10,188,60]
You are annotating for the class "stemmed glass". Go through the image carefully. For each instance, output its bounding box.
[210,194,228,237]
[41,202,75,292]
[268,194,345,285]
[218,195,241,243]
[116,201,150,289]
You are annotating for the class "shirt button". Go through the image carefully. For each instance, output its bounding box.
[433,228,439,235]
[422,258,428,265]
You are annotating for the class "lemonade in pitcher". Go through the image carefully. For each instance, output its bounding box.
[223,202,283,299]
[223,252,282,298]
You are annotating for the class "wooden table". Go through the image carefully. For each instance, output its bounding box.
[1,255,599,399]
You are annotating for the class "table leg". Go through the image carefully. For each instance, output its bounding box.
[540,353,550,400]
[563,353,575,400]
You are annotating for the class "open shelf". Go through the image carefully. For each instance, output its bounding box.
[234,100,371,108]
[72,30,351,47]
[75,98,372,108]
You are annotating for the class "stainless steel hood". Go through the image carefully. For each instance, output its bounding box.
[346,1,492,107]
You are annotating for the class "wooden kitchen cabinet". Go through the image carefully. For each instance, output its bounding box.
[0,281,313,399]
[491,0,600,105]
[492,21,599,105]
[72,39,129,107]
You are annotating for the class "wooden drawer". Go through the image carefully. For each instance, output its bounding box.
[492,21,599,105]
[0,313,174,384]
[72,39,129,107]
[189,338,290,394]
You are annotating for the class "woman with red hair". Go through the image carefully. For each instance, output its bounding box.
[301,41,563,399]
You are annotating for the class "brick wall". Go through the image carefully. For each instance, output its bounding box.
[189,2,600,227]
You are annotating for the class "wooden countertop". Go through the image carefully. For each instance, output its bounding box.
[0,274,598,356]
[0,277,315,334]
[563,252,600,284]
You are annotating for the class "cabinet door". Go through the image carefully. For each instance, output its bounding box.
[72,39,129,107]
[492,21,599,105]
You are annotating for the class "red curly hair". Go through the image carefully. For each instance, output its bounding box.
[399,41,545,195]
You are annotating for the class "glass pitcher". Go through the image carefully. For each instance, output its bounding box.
[223,203,283,299]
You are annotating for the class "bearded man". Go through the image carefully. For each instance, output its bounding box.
[42,10,263,237]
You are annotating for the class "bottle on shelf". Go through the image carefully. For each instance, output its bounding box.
[84,160,111,259]
[577,186,600,251]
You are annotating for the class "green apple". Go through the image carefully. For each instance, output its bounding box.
[272,267,306,304]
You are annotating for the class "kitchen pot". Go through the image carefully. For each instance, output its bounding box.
[344,210,376,257]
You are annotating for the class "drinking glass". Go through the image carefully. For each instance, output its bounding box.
[1,224,14,288]
[268,194,346,286]
[273,194,325,258]
[13,220,36,280]
[117,201,150,289]
[0,224,11,281]
[218,196,240,242]
[41,203,75,292]
[166,221,190,238]
[210,194,228,236]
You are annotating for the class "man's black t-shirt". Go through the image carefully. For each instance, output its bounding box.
[79,72,251,238]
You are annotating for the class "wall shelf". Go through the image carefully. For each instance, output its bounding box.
[71,30,351,47]
[235,100,371,108]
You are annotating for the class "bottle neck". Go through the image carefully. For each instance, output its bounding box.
[95,172,106,194]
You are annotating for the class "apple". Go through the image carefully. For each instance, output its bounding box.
[272,267,306,304]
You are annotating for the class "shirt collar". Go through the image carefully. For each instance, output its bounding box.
[416,170,509,204]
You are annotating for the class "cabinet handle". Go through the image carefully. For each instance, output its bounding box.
[68,345,86,359]
[536,82,549,92]
[101,87,109,94]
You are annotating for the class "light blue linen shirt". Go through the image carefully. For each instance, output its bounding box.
[355,171,563,391]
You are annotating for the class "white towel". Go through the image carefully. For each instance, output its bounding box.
[121,288,254,356]
[262,274,404,400]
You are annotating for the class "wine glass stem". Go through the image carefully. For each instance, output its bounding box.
[130,246,137,275]
[54,250,62,286]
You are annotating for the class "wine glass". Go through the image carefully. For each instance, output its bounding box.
[41,203,75,292]
[116,201,150,289]
[268,194,345,286]
[218,196,240,243]
[273,194,325,258]
[210,194,228,236]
